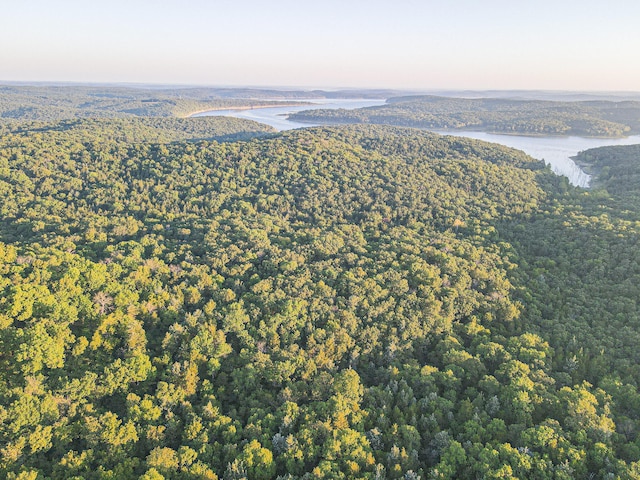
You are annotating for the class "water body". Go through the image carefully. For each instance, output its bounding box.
[432,130,640,188]
[194,101,640,187]
[192,98,386,131]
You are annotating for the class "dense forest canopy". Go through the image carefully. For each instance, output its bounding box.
[289,96,640,138]
[1,109,640,479]
[0,86,315,122]
[575,144,640,202]
[0,117,276,145]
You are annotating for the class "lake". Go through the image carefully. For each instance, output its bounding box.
[192,99,386,131]
[193,101,640,187]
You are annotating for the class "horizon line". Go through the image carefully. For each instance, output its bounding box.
[2,80,640,96]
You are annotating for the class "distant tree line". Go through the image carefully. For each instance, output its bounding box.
[290,95,640,137]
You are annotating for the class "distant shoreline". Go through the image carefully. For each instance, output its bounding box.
[186,102,312,118]
[435,129,632,140]
[288,119,633,139]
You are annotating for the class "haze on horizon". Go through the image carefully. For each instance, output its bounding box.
[2,0,639,92]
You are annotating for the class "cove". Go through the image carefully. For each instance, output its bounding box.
[191,99,386,131]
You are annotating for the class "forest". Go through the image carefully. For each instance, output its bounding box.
[289,96,640,137]
[0,86,399,123]
[0,86,314,122]
[2,96,640,479]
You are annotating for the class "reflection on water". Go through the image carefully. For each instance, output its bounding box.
[194,101,640,188]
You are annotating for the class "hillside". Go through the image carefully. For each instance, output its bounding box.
[289,96,640,137]
[2,122,640,478]
[0,116,276,146]
[575,144,640,202]
[0,85,308,122]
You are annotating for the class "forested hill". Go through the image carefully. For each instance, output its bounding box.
[575,144,640,203]
[289,95,640,137]
[0,117,276,145]
[3,121,640,479]
[0,85,308,122]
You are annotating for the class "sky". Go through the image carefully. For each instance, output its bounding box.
[1,0,639,91]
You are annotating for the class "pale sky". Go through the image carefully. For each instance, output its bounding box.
[1,0,639,91]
